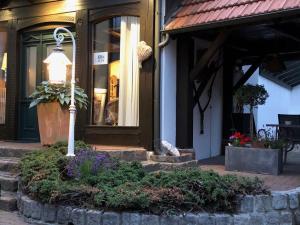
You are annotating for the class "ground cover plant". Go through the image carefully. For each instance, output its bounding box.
[20,142,269,215]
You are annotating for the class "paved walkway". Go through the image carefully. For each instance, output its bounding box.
[199,148,300,191]
[0,210,31,225]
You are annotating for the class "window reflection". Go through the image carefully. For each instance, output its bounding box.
[92,16,140,127]
[0,31,7,124]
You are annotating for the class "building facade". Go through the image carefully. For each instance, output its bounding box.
[0,0,157,150]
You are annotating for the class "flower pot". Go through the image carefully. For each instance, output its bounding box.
[37,102,70,146]
[251,141,266,148]
[225,146,283,175]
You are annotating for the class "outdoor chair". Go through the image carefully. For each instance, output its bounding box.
[278,114,300,163]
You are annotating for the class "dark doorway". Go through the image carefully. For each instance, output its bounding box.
[18,29,73,141]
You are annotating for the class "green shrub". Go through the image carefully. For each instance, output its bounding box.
[20,144,269,214]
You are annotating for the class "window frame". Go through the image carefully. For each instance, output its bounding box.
[88,8,141,128]
[0,21,8,127]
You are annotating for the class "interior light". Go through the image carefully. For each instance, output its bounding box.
[44,47,72,84]
[1,52,7,72]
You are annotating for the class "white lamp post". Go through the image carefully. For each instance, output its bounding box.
[44,27,76,157]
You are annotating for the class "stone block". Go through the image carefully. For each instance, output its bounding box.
[160,215,180,225]
[180,214,198,225]
[140,214,160,225]
[22,196,33,218]
[71,208,86,225]
[254,195,272,212]
[57,206,72,224]
[121,213,141,225]
[233,214,250,225]
[198,213,215,225]
[239,195,254,213]
[31,201,43,220]
[102,212,121,225]
[42,204,57,223]
[294,210,300,225]
[86,210,102,225]
[280,211,294,225]
[18,193,24,214]
[215,214,233,225]
[265,211,280,225]
[288,192,299,209]
[249,213,265,225]
[272,193,288,210]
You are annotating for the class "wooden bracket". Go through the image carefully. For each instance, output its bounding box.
[190,30,230,81]
[233,61,261,93]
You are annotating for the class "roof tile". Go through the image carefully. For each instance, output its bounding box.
[165,0,300,31]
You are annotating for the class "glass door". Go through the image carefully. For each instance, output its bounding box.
[18,29,74,141]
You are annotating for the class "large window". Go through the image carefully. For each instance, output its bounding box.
[91,16,140,127]
[0,29,7,124]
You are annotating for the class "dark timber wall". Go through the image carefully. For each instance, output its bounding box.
[0,0,156,150]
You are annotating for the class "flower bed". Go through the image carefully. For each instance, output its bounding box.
[20,142,268,215]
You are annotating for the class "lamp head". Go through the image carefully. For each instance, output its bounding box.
[44,46,72,84]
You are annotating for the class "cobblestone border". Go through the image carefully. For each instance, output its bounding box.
[17,188,300,225]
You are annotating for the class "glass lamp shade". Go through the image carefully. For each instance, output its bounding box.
[43,49,72,84]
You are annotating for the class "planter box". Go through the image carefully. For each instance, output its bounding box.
[225,146,283,175]
[37,102,70,146]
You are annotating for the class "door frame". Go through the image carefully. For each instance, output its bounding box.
[17,25,75,142]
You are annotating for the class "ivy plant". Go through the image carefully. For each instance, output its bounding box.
[29,81,88,109]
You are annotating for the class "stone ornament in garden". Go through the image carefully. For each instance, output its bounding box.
[160,140,180,156]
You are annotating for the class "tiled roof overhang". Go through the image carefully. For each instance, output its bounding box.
[165,0,300,33]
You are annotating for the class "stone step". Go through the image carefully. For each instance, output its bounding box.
[94,147,148,161]
[0,171,18,192]
[142,160,199,172]
[150,153,194,163]
[0,157,20,173]
[0,191,17,211]
[0,142,40,158]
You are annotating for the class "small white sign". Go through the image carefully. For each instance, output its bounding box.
[93,52,108,65]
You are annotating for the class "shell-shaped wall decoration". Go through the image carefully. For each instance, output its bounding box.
[137,41,153,68]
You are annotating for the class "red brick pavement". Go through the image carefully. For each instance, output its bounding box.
[0,211,31,225]
[199,150,300,191]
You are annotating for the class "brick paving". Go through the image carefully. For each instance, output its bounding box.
[0,210,31,225]
[199,148,300,191]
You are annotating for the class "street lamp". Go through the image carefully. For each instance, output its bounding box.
[44,27,76,157]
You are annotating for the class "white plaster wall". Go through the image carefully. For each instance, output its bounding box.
[290,85,300,114]
[256,76,291,130]
[160,40,177,146]
[193,71,223,160]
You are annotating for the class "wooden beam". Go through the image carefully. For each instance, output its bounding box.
[193,62,221,107]
[222,50,235,154]
[176,36,194,148]
[190,30,230,81]
[268,25,300,43]
[233,61,260,93]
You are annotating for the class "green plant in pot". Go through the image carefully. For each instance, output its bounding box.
[234,84,269,139]
[30,81,88,146]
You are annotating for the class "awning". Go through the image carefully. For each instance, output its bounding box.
[165,0,300,32]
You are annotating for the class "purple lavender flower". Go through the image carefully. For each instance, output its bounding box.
[66,149,110,179]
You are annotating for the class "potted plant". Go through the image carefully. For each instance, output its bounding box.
[234,84,269,138]
[29,81,88,145]
[225,131,283,175]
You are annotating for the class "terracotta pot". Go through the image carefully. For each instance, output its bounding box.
[37,102,70,146]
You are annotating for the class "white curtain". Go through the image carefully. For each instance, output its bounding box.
[118,17,140,126]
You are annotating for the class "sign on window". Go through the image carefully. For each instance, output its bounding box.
[93,52,108,65]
